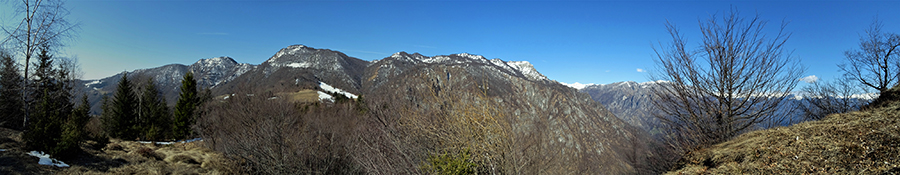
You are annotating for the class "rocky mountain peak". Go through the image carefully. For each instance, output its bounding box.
[454,53,486,60]
[267,44,317,64]
[191,56,238,69]
[263,44,362,70]
[372,52,550,83]
[506,61,547,81]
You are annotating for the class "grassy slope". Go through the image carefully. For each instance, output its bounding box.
[668,87,900,174]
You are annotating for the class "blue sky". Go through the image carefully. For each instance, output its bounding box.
[3,0,899,86]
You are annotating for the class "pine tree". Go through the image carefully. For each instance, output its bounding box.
[22,47,81,158]
[138,78,170,141]
[173,71,199,139]
[24,90,63,153]
[57,96,90,157]
[102,72,138,139]
[0,51,24,130]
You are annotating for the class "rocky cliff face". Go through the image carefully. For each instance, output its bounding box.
[579,81,663,133]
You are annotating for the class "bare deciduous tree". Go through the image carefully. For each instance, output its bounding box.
[798,77,870,120]
[840,20,900,93]
[650,10,803,151]
[2,0,79,128]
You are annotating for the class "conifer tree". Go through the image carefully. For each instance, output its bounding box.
[22,47,82,158]
[0,51,24,130]
[102,72,138,139]
[25,90,63,153]
[138,78,170,141]
[57,96,90,157]
[173,71,199,139]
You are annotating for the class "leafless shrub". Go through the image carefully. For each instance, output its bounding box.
[197,83,363,174]
[799,77,870,120]
[85,116,104,139]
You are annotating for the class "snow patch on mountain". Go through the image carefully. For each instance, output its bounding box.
[84,80,100,87]
[457,53,486,61]
[319,81,358,99]
[232,64,254,76]
[420,55,453,63]
[561,82,596,89]
[640,80,669,88]
[507,61,548,80]
[285,62,311,68]
[490,59,517,73]
[317,91,333,102]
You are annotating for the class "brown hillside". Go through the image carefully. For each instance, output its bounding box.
[667,86,900,174]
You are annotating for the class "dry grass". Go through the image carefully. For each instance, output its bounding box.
[56,139,239,175]
[667,87,900,174]
[276,89,319,103]
[0,127,238,175]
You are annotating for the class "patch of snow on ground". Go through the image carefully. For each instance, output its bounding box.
[137,138,203,145]
[560,82,595,90]
[318,91,334,101]
[27,151,69,167]
[0,149,6,151]
[319,82,358,99]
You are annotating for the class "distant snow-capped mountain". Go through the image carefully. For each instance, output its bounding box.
[560,82,596,90]
[577,80,874,134]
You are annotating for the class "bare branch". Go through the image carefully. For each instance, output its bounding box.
[650,9,803,152]
[840,19,900,93]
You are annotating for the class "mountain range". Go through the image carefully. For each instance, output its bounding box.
[75,44,669,173]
